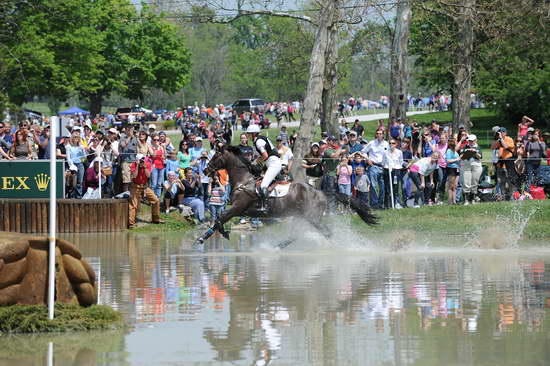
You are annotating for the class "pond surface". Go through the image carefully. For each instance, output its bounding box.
[2,228,550,366]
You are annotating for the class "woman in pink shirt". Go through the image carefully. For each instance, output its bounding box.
[337,156,353,197]
[435,135,448,203]
[150,135,166,198]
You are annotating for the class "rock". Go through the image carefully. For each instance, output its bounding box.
[0,284,21,306]
[0,233,29,264]
[0,232,97,307]
[0,257,27,289]
[17,247,49,305]
[81,259,96,284]
[57,238,82,260]
[55,248,78,304]
[63,254,90,284]
[75,283,97,306]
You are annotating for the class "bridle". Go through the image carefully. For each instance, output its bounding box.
[203,150,224,178]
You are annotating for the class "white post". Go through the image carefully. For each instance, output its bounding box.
[98,160,102,199]
[48,342,54,366]
[388,167,395,210]
[48,117,58,320]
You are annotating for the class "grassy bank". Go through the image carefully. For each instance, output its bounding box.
[130,207,195,233]
[0,304,124,334]
[351,200,550,240]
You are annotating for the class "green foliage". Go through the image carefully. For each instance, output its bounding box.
[0,0,191,115]
[0,304,123,334]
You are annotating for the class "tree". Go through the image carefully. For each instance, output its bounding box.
[388,0,412,122]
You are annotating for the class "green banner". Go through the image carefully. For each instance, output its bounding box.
[0,161,65,198]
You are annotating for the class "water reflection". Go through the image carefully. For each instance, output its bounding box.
[2,232,550,365]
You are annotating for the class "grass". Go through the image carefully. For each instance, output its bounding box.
[129,207,195,233]
[351,200,550,240]
[0,304,124,334]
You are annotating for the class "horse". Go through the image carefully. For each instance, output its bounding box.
[196,145,377,247]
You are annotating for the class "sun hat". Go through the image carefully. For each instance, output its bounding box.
[148,124,156,130]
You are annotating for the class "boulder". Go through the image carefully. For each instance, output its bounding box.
[0,232,97,307]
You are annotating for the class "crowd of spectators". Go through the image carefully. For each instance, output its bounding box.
[304,117,549,208]
[2,107,548,228]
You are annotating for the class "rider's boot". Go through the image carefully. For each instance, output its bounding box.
[257,187,269,212]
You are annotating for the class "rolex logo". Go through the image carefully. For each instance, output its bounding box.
[34,173,51,191]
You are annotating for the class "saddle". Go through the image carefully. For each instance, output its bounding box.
[254,177,291,198]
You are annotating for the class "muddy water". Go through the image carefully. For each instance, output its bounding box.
[2,230,550,366]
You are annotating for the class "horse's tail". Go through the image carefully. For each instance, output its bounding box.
[335,193,378,226]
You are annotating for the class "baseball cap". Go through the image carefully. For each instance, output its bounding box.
[467,134,477,141]
[349,130,357,136]
[276,136,283,141]
[527,127,535,132]
[148,124,156,130]
[499,127,507,133]
[311,142,319,147]
[108,128,118,134]
[328,135,337,141]
[319,140,327,145]
[195,137,202,141]
[136,153,145,161]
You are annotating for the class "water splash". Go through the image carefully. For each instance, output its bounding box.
[467,203,539,250]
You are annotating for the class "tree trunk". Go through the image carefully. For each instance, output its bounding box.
[89,94,103,117]
[453,0,475,131]
[290,0,337,183]
[320,21,340,137]
[389,0,412,122]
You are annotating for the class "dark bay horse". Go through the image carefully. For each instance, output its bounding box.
[196,145,377,246]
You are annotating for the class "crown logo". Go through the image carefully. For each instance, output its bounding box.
[34,173,51,191]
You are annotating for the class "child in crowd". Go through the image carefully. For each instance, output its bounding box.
[208,175,226,222]
[354,166,370,204]
[165,150,179,176]
[337,156,353,196]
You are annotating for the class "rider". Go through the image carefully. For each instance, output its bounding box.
[246,124,281,211]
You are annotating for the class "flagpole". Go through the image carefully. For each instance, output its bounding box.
[48,116,58,320]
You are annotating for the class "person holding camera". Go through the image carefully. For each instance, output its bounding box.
[163,171,184,213]
[128,154,163,228]
[525,133,547,187]
[459,134,483,205]
[492,127,517,200]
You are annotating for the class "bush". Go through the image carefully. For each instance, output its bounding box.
[0,304,124,334]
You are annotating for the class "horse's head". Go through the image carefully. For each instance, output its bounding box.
[203,148,227,177]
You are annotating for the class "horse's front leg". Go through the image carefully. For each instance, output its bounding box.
[196,200,249,244]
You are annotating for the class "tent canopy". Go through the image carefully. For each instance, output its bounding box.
[59,106,90,115]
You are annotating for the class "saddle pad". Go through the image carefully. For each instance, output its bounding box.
[269,183,291,198]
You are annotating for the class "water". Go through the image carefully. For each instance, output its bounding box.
[2,230,550,366]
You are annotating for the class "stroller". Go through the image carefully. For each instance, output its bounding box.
[477,166,497,202]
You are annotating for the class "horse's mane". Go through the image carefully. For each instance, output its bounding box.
[225,145,242,156]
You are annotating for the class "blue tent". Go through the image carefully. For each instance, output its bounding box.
[59,106,90,115]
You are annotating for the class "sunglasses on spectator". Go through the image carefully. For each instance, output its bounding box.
[390,141,397,145]
[153,138,159,141]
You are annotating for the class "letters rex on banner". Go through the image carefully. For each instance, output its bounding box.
[0,161,64,198]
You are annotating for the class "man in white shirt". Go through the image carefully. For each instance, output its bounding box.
[362,130,389,208]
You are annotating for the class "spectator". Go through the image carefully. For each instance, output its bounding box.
[517,116,534,141]
[337,156,353,197]
[493,127,517,200]
[351,119,364,138]
[37,125,51,159]
[383,139,404,209]
[445,139,460,204]
[128,154,162,228]
[181,167,206,223]
[158,131,174,153]
[514,137,526,188]
[165,150,179,176]
[354,166,370,204]
[460,134,483,205]
[525,133,547,187]
[409,152,440,207]
[177,140,192,178]
[119,125,139,193]
[322,136,344,209]
[67,128,87,198]
[434,135,448,203]
[277,125,289,146]
[190,136,205,175]
[302,143,323,190]
[137,130,152,156]
[0,122,13,160]
[84,157,104,192]
[9,129,33,160]
[208,174,226,222]
[363,130,389,209]
[347,130,362,154]
[196,150,211,205]
[150,134,166,198]
[163,171,184,213]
